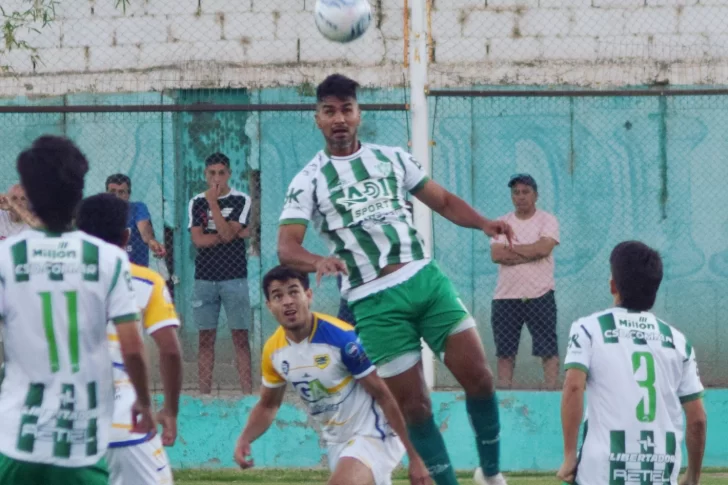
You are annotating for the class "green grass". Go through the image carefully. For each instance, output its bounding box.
[174,468,728,485]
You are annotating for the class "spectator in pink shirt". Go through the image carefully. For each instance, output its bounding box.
[490,174,560,390]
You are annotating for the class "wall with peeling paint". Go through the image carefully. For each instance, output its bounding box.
[165,389,728,470]
[3,0,728,97]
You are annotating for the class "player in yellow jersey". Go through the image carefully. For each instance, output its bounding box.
[234,265,431,485]
[77,193,183,485]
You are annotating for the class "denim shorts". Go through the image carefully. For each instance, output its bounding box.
[192,279,251,331]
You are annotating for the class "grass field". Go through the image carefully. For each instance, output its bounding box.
[174,468,728,485]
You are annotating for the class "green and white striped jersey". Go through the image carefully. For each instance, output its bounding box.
[564,307,704,485]
[0,229,139,467]
[280,143,430,299]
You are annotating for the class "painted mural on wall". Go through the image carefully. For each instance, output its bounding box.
[0,89,725,388]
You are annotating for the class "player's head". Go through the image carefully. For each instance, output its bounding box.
[106,173,132,202]
[508,173,538,214]
[76,193,131,248]
[315,74,361,153]
[609,241,663,312]
[16,135,88,233]
[263,265,313,332]
[204,152,231,191]
[7,184,28,223]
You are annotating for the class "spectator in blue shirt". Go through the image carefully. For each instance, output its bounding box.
[106,173,166,267]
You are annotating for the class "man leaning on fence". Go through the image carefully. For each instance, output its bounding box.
[188,152,253,395]
[490,174,560,390]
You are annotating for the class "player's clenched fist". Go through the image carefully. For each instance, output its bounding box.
[234,437,254,469]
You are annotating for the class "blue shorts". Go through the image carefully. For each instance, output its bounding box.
[192,279,251,331]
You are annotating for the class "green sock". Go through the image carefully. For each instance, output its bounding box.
[466,394,501,477]
[407,416,459,485]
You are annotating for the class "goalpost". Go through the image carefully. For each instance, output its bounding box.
[408,0,436,390]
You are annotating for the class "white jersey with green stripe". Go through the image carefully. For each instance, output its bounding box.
[279,143,429,298]
[0,229,140,467]
[564,307,704,485]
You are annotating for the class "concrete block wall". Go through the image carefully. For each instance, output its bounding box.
[0,0,727,94]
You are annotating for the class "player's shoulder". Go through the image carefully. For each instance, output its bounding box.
[263,326,289,357]
[652,315,694,358]
[131,263,164,287]
[310,313,356,348]
[572,307,619,331]
[293,153,327,181]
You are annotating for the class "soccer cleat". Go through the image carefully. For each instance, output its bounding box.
[473,467,508,485]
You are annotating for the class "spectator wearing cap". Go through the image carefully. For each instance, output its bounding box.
[490,174,560,390]
[188,152,253,394]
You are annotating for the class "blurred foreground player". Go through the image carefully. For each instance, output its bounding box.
[0,136,155,485]
[77,193,183,485]
[559,241,707,485]
[234,265,431,485]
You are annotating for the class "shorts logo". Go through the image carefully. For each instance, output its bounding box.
[282,360,290,376]
[314,354,330,370]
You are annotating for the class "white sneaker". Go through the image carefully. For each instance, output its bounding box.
[473,467,508,485]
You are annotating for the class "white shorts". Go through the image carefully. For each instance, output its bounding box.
[328,434,406,485]
[107,435,174,485]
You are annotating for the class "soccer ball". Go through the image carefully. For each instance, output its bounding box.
[314,0,372,43]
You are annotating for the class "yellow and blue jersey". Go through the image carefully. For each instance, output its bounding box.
[262,313,392,445]
[107,264,180,447]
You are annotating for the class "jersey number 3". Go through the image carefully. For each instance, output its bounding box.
[632,351,657,422]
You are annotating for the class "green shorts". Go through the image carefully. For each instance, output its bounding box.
[0,453,109,485]
[350,260,471,367]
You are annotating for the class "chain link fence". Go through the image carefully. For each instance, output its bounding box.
[1,0,727,394]
[430,92,728,390]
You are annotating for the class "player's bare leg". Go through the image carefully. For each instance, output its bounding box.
[198,329,217,394]
[384,362,458,485]
[328,457,375,485]
[443,328,505,484]
[496,357,515,389]
[542,356,560,390]
[231,329,253,394]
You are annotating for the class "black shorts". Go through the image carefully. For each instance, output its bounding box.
[491,290,558,358]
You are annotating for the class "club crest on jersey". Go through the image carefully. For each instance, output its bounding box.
[282,360,290,376]
[314,354,331,370]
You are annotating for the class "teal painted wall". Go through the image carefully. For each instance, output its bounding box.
[166,390,728,471]
[1,88,728,390]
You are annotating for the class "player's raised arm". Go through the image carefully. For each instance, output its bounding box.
[234,385,286,469]
[277,166,346,280]
[397,149,514,245]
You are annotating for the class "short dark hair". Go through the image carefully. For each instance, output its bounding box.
[205,152,230,168]
[17,135,89,233]
[316,74,360,102]
[262,265,310,300]
[106,173,132,192]
[609,241,663,312]
[76,193,130,247]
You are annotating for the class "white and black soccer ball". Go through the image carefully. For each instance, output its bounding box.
[314,0,372,43]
